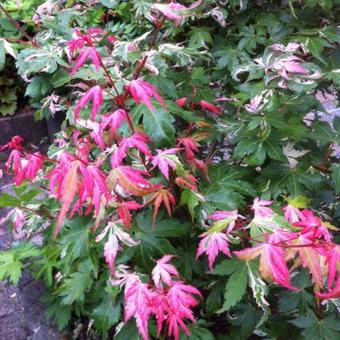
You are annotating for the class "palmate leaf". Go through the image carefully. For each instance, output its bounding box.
[57,216,96,270]
[131,104,175,146]
[290,311,340,340]
[0,244,40,284]
[179,320,215,340]
[134,212,186,270]
[58,264,94,305]
[16,47,66,78]
[203,187,245,213]
[92,296,121,335]
[45,297,72,330]
[218,261,248,313]
[180,189,201,221]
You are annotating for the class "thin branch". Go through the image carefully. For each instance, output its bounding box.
[0,4,37,47]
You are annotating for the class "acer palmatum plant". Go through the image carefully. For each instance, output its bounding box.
[0,0,339,338]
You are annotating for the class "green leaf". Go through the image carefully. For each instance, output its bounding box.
[206,280,224,313]
[137,212,191,237]
[0,40,5,71]
[16,48,63,77]
[311,122,334,146]
[204,188,244,212]
[25,75,50,98]
[213,258,246,276]
[189,27,212,48]
[135,213,177,270]
[166,101,196,122]
[180,189,200,220]
[246,261,270,327]
[290,311,340,340]
[0,193,21,207]
[59,268,93,304]
[180,320,215,340]
[92,297,121,334]
[52,68,71,88]
[45,299,72,330]
[115,320,141,340]
[218,262,248,312]
[306,37,326,63]
[144,107,175,145]
[58,217,94,267]
[132,104,175,145]
[0,244,40,284]
[100,0,119,8]
[331,163,340,194]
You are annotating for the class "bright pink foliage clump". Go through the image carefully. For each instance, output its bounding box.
[128,79,166,112]
[113,255,201,340]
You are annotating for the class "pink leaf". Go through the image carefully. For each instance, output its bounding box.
[151,148,178,180]
[128,79,166,112]
[70,47,101,76]
[234,230,297,290]
[283,204,304,223]
[6,150,23,185]
[316,275,340,300]
[104,231,119,272]
[207,210,244,233]
[74,85,103,121]
[113,132,151,165]
[124,277,153,340]
[196,232,231,271]
[251,198,273,219]
[152,255,179,287]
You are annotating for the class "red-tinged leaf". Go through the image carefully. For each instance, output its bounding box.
[175,174,198,191]
[234,230,297,290]
[198,100,221,115]
[6,150,23,185]
[177,137,199,160]
[175,97,188,107]
[123,276,153,340]
[324,244,340,289]
[147,188,176,226]
[112,133,151,166]
[290,234,324,287]
[151,148,178,180]
[54,160,80,238]
[107,166,156,197]
[117,201,143,228]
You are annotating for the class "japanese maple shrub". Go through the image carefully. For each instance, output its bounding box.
[0,1,339,339]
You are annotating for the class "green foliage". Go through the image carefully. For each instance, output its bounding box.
[0,0,339,339]
[0,71,17,116]
[0,244,40,284]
